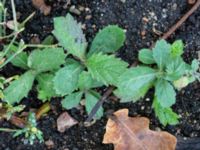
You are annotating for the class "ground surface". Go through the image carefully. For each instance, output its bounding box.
[0,0,200,149]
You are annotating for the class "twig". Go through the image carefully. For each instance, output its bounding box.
[86,1,200,122]
[161,0,200,39]
[85,87,114,122]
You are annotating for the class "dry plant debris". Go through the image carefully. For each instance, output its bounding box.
[57,112,78,133]
[103,109,177,150]
[32,0,51,15]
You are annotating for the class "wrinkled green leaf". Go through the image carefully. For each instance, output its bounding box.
[170,40,184,57]
[36,73,57,102]
[53,62,83,96]
[4,71,35,105]
[87,53,128,86]
[88,25,125,55]
[165,57,186,81]
[153,39,171,70]
[138,49,155,64]
[153,97,179,126]
[62,91,83,109]
[53,13,87,60]
[155,79,176,108]
[85,91,103,119]
[78,71,103,90]
[28,48,65,73]
[115,66,157,101]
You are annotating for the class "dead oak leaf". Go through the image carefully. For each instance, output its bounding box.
[103,109,177,150]
[57,112,78,133]
[32,0,51,15]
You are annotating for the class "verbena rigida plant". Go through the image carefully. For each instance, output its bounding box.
[115,39,200,125]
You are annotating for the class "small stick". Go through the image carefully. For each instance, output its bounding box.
[85,87,114,123]
[161,0,200,39]
[86,1,200,122]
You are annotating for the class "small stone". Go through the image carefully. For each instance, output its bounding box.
[141,106,145,110]
[85,7,91,12]
[79,6,85,11]
[142,17,149,23]
[141,30,146,36]
[85,15,92,20]
[45,140,54,149]
[120,0,126,3]
[145,98,150,101]
[69,5,81,15]
[188,0,196,4]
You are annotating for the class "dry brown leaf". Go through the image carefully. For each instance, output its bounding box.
[103,109,177,150]
[57,112,78,133]
[32,0,51,15]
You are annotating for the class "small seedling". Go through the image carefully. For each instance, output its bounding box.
[115,39,199,125]
[52,13,127,119]
[0,112,43,145]
[13,112,43,145]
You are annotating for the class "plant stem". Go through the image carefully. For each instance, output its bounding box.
[11,0,18,32]
[0,128,18,132]
[0,34,17,60]
[25,44,58,49]
[19,12,36,29]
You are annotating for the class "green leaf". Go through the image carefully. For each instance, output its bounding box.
[53,61,83,96]
[28,48,65,73]
[155,79,176,108]
[36,73,57,102]
[170,40,184,57]
[88,25,125,55]
[78,71,103,90]
[62,91,83,109]
[10,52,28,69]
[165,57,186,81]
[115,82,152,103]
[52,13,87,60]
[41,35,54,45]
[153,39,171,70]
[4,71,35,105]
[138,49,155,64]
[153,97,179,126]
[87,53,128,86]
[191,59,199,72]
[85,91,103,119]
[173,76,190,90]
[6,44,28,69]
[115,66,157,102]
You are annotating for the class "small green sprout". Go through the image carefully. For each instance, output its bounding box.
[13,112,43,145]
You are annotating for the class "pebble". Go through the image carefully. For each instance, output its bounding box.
[141,106,145,110]
[145,98,150,101]
[85,15,92,20]
[45,140,54,149]
[69,5,81,15]
[120,0,126,3]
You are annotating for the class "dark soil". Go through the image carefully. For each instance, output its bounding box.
[0,0,200,150]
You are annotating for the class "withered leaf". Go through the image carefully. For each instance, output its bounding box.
[57,112,78,133]
[32,0,51,15]
[103,109,177,150]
